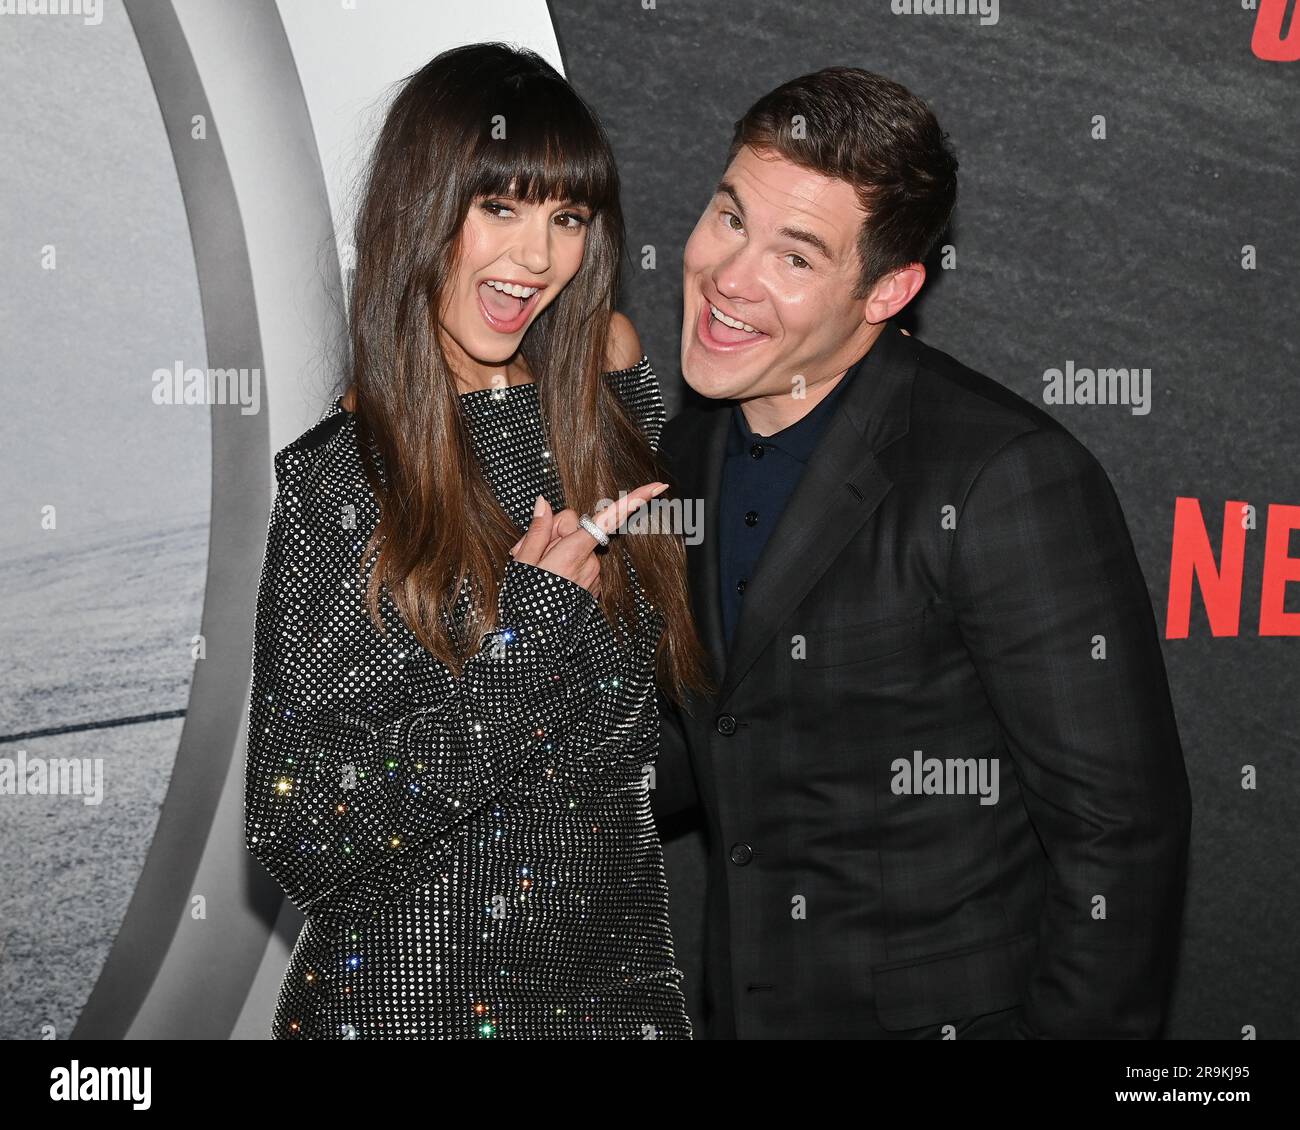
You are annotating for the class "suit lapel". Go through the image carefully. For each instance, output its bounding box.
[676,400,730,689]
[689,320,918,707]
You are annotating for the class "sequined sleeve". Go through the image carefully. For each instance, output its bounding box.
[243,464,608,918]
[605,355,667,453]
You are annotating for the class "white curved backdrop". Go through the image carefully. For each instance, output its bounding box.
[26,0,565,1041]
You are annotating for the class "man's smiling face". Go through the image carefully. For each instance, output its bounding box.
[680,144,879,403]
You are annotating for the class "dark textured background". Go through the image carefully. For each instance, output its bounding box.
[549,0,1300,1038]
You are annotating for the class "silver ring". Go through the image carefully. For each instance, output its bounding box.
[578,513,610,546]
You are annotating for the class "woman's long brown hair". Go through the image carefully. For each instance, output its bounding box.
[343,42,713,706]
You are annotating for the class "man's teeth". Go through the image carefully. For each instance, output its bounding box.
[710,303,761,334]
[483,279,539,299]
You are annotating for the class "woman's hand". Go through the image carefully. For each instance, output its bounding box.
[510,486,668,595]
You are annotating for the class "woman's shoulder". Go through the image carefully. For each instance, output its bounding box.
[267,400,381,577]
[604,310,642,373]
[272,396,366,495]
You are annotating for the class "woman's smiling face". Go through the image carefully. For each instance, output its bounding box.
[439,189,592,373]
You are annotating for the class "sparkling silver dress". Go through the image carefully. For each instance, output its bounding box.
[243,358,691,1039]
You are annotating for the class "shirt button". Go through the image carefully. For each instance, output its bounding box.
[736,579,746,594]
[730,842,754,866]
[744,510,758,527]
[749,444,765,459]
[716,714,737,735]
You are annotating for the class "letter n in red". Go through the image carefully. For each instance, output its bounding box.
[1166,498,1247,638]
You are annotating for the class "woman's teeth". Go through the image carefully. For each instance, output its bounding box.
[709,303,761,334]
[483,279,539,299]
[477,278,540,331]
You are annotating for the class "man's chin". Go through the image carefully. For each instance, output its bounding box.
[681,348,752,401]
[680,365,740,401]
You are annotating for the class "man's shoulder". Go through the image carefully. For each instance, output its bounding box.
[658,332,1101,482]
[904,333,1096,476]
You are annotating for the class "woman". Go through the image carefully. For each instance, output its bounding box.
[243,43,713,1039]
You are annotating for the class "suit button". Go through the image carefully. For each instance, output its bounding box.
[729,842,753,866]
[749,443,765,459]
[716,714,737,735]
[736,579,746,595]
[744,510,758,526]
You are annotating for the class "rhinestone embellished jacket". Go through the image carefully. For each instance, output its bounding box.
[243,358,692,1039]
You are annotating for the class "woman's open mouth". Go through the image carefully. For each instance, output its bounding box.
[477,278,544,334]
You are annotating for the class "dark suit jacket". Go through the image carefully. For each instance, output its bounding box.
[652,320,1192,1040]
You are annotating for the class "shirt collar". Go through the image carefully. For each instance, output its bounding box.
[726,366,858,463]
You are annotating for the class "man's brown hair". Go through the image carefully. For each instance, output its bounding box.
[727,67,959,298]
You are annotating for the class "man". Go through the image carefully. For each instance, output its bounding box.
[650,66,1192,1040]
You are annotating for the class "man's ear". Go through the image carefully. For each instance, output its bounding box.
[862,263,926,324]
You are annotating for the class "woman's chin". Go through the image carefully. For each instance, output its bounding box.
[469,341,520,367]
[440,324,523,370]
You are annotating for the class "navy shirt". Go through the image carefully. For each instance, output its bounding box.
[719,369,858,652]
